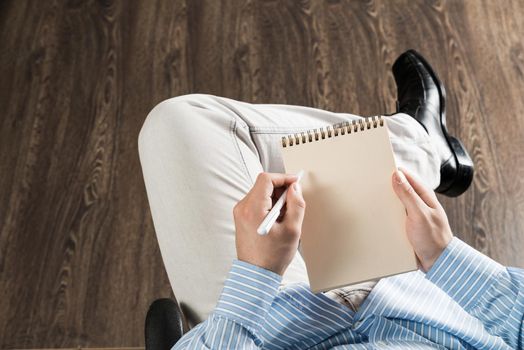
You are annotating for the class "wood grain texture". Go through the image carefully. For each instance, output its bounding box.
[1,0,523,347]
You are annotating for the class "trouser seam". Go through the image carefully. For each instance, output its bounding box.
[229,117,254,184]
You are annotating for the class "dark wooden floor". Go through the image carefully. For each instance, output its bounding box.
[1,0,523,347]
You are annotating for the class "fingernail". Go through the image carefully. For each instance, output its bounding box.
[395,170,407,184]
[293,182,301,193]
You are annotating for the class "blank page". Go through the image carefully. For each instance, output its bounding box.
[281,118,417,293]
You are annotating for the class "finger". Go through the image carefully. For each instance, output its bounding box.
[392,169,428,216]
[281,181,306,234]
[252,172,299,198]
[398,167,439,209]
[272,186,286,206]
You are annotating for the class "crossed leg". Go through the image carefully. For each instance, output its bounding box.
[138,93,441,322]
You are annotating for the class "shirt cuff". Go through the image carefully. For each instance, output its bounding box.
[425,236,505,310]
[214,259,282,335]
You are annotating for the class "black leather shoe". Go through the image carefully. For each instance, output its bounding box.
[392,49,474,197]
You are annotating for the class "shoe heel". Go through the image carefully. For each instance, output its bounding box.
[437,136,475,197]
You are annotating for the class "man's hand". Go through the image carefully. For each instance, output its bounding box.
[392,168,453,272]
[233,172,306,276]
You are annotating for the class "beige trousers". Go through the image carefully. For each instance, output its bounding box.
[138,93,440,322]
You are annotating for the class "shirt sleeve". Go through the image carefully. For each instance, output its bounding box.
[172,259,282,349]
[425,237,524,349]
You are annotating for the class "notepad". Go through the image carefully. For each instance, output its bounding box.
[281,116,417,293]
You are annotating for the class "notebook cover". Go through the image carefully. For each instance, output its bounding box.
[281,119,417,293]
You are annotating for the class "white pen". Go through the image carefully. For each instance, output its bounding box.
[257,169,305,236]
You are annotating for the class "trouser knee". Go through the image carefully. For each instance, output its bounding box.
[138,94,225,153]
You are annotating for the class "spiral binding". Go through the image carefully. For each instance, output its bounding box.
[281,115,385,148]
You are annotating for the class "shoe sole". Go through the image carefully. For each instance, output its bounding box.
[405,49,474,197]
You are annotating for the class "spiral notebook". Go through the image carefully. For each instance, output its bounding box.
[281,116,417,293]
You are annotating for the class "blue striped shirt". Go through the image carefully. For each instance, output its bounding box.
[173,238,524,349]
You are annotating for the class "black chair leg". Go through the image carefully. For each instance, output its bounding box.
[145,298,185,350]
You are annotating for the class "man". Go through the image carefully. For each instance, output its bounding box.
[138,50,523,349]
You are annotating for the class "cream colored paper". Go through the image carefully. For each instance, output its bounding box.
[281,118,417,293]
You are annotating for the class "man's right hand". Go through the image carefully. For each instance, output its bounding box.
[233,172,306,276]
[392,168,453,272]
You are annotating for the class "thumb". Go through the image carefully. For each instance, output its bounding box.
[392,170,426,216]
[285,182,306,226]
